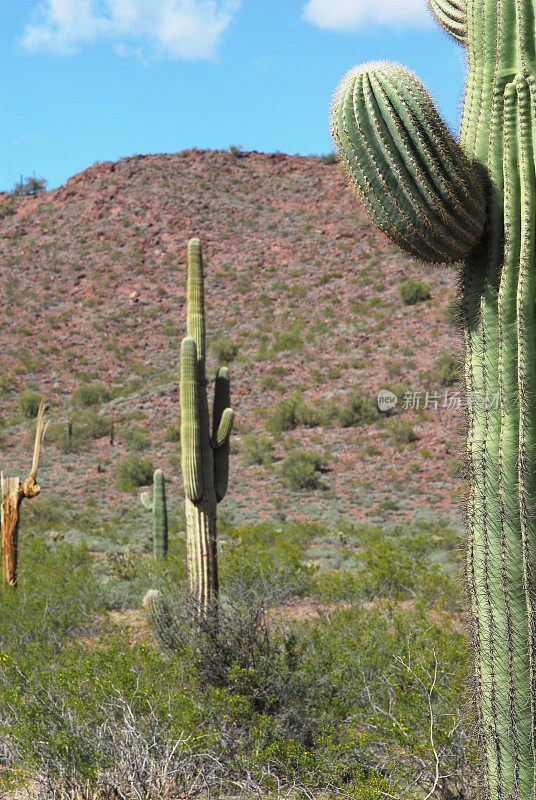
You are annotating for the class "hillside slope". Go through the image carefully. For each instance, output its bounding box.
[0,148,463,539]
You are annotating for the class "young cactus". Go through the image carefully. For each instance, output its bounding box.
[332,4,536,799]
[140,468,168,561]
[180,238,234,616]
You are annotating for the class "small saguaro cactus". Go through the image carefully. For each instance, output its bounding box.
[180,238,234,616]
[140,468,168,561]
[331,2,536,798]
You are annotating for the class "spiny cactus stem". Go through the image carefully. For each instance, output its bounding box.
[186,238,206,378]
[185,497,218,614]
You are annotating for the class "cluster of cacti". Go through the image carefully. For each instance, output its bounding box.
[140,468,168,561]
[181,237,234,616]
[331,2,536,798]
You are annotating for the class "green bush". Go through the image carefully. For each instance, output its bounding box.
[72,382,111,408]
[399,278,431,305]
[271,328,303,352]
[0,515,475,800]
[429,350,462,387]
[0,198,15,218]
[279,449,327,490]
[122,426,150,451]
[11,175,48,196]
[46,411,110,452]
[266,393,323,432]
[165,420,181,442]
[389,418,418,446]
[240,433,274,465]
[337,389,378,427]
[210,336,238,364]
[114,453,154,491]
[17,389,43,418]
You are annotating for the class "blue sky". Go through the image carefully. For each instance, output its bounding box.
[2,0,467,191]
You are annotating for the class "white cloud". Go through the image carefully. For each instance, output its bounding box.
[20,0,241,59]
[302,0,431,30]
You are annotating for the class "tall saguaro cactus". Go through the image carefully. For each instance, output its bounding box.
[181,238,234,617]
[331,3,536,798]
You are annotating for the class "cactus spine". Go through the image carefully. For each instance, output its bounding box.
[140,468,168,561]
[332,3,536,798]
[181,238,233,617]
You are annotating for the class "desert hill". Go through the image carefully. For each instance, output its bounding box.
[0,148,462,544]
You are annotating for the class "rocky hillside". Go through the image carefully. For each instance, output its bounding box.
[0,148,463,542]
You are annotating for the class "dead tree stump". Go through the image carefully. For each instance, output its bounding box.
[1,402,47,588]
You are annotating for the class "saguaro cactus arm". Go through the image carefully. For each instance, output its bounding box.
[180,337,204,504]
[211,366,233,502]
[140,492,153,511]
[152,468,168,561]
[332,63,486,263]
[428,0,467,43]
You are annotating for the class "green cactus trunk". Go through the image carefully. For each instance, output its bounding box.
[180,239,233,618]
[331,2,536,797]
[460,8,536,796]
[140,469,168,561]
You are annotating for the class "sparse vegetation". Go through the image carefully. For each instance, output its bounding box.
[114,453,154,491]
[399,278,431,305]
[279,449,327,490]
[389,418,418,446]
[337,388,378,427]
[240,433,274,465]
[11,174,48,196]
[210,335,239,364]
[17,388,43,418]
[266,392,324,432]
[72,381,111,408]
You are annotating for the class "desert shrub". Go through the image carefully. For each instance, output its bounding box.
[72,381,111,407]
[218,520,318,598]
[266,393,323,432]
[0,516,475,800]
[18,493,71,536]
[114,453,154,491]
[17,389,42,418]
[240,433,274,465]
[11,175,47,196]
[0,537,100,650]
[228,144,244,157]
[279,449,327,490]
[271,323,304,353]
[429,350,462,387]
[46,411,110,452]
[399,278,431,305]
[389,418,418,446]
[165,420,181,442]
[337,388,378,427]
[210,336,239,364]
[123,425,150,451]
[0,198,15,218]
[319,152,339,164]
